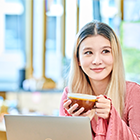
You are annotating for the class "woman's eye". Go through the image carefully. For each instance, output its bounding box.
[102,49,110,53]
[84,51,92,55]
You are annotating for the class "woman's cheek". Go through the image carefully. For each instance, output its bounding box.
[80,57,90,67]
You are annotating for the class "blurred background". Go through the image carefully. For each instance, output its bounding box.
[0,0,140,129]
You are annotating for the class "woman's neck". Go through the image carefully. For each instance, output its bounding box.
[90,78,110,96]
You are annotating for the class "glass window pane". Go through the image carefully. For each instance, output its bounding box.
[0,0,25,91]
[65,0,77,59]
[79,0,93,29]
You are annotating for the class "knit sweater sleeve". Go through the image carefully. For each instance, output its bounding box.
[59,87,71,116]
[106,82,140,140]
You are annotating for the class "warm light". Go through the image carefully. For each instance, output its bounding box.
[0,0,5,56]
[46,4,63,16]
[4,2,24,15]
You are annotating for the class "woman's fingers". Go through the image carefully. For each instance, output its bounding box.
[95,95,111,119]
[73,108,92,117]
[72,107,85,116]
[67,103,79,114]
[63,99,92,116]
[82,110,91,116]
[63,99,84,115]
[95,107,110,119]
[95,102,110,109]
[63,99,95,118]
[63,99,72,110]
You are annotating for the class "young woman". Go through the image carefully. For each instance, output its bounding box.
[59,21,140,139]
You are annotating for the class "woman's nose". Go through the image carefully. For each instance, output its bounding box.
[92,54,102,65]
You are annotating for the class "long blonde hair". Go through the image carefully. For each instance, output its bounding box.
[68,21,126,118]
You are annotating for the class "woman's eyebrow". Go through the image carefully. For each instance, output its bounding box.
[82,47,93,51]
[82,46,111,50]
[102,46,112,49]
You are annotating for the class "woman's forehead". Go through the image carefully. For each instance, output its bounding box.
[79,35,111,50]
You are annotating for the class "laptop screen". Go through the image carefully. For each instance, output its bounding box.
[4,115,92,140]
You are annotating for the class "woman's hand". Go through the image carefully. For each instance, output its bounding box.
[63,99,91,117]
[95,95,111,120]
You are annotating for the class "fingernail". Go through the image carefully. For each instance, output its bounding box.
[68,100,72,103]
[81,107,84,110]
[74,103,78,107]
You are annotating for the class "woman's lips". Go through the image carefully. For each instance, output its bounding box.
[91,68,105,73]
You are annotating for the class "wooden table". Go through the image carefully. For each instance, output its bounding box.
[0,92,6,100]
[0,131,7,140]
[0,122,7,140]
[0,91,7,140]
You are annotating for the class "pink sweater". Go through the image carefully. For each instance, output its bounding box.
[59,81,140,140]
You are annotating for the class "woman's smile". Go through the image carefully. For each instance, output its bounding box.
[79,35,113,82]
[90,67,105,73]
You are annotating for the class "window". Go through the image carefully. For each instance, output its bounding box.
[0,0,25,91]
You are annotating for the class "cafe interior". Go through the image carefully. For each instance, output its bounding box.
[1,0,140,139]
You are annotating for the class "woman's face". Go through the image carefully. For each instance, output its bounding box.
[78,35,113,82]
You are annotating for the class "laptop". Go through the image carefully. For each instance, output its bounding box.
[4,115,92,140]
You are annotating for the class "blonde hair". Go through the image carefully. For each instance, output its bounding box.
[68,21,126,118]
